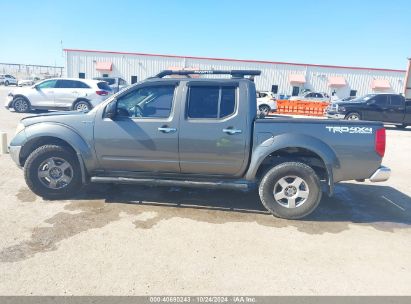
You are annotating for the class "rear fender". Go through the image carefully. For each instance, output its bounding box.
[246,133,340,194]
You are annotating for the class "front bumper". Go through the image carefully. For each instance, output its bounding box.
[8,145,22,167]
[369,166,391,182]
[4,96,13,109]
[326,111,345,119]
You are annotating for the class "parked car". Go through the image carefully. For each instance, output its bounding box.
[257,91,277,116]
[290,92,330,102]
[326,93,411,129]
[93,77,128,93]
[0,74,18,86]
[4,78,113,113]
[9,70,390,220]
[18,77,41,87]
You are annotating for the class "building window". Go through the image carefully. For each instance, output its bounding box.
[131,76,138,84]
[350,90,357,97]
[79,72,85,79]
[271,85,278,94]
[102,73,109,77]
[292,86,300,96]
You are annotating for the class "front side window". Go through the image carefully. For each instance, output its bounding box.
[37,80,57,89]
[187,86,236,119]
[116,85,175,118]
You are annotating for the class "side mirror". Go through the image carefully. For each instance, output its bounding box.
[104,100,117,119]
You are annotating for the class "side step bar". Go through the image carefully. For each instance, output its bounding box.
[90,176,251,190]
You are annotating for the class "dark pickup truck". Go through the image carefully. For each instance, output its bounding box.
[327,93,411,128]
[9,70,390,220]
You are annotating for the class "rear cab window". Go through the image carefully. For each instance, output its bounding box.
[187,85,237,119]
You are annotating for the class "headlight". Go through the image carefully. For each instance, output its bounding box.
[15,123,25,135]
[338,106,346,112]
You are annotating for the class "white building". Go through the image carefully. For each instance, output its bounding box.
[64,48,405,99]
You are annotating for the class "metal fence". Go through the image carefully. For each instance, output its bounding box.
[0,63,64,80]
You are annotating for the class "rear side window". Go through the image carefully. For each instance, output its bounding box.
[187,86,236,119]
[97,82,112,91]
[390,95,402,106]
[56,80,90,89]
[72,81,90,88]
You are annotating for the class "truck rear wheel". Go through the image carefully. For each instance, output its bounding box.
[258,162,322,219]
[24,145,82,199]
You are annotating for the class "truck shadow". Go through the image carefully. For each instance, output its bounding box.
[76,182,411,231]
[4,182,410,263]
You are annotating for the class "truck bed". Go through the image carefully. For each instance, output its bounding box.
[254,117,383,182]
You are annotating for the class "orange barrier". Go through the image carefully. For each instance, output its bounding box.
[276,100,329,116]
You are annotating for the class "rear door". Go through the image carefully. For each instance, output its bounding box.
[54,80,80,108]
[384,95,405,123]
[178,82,248,176]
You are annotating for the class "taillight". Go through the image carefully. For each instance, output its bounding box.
[375,128,386,157]
[96,90,109,96]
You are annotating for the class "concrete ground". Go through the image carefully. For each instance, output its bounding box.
[0,86,410,295]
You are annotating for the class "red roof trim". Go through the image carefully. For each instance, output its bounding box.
[63,48,406,73]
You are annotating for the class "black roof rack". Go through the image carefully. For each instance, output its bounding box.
[154,69,261,79]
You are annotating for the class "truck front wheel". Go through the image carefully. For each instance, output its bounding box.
[258,162,322,219]
[344,112,361,120]
[24,145,82,199]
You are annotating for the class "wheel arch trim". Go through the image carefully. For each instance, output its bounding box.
[18,123,96,183]
[245,133,340,194]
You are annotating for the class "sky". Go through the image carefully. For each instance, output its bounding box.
[1,0,410,70]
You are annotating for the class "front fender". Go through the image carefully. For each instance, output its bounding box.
[15,122,97,182]
[245,133,340,193]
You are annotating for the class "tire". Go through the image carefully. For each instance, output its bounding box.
[24,145,82,199]
[258,162,322,219]
[344,112,361,120]
[73,100,91,112]
[395,124,408,129]
[4,81,9,86]
[13,97,31,113]
[259,105,271,116]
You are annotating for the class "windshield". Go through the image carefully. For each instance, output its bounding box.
[350,94,376,102]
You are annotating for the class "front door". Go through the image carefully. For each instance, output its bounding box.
[178,83,248,176]
[94,82,180,172]
[32,79,57,108]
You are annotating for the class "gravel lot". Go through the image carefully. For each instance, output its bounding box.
[0,86,410,295]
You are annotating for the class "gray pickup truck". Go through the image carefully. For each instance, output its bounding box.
[9,70,391,219]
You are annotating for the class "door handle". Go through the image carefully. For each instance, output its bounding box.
[223,128,242,135]
[158,127,177,134]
